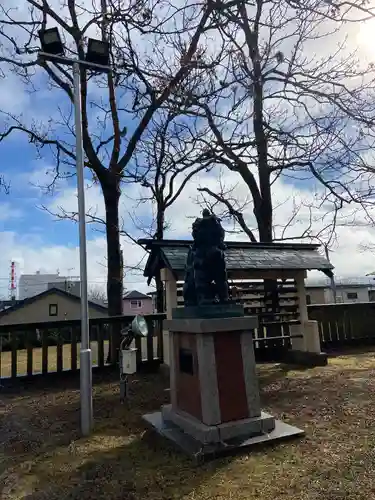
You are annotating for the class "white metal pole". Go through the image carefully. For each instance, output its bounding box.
[73,61,93,436]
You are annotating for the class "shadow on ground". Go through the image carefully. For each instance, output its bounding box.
[0,370,229,500]
[19,431,229,500]
[3,350,375,499]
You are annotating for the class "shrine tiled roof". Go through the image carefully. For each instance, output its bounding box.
[139,239,333,281]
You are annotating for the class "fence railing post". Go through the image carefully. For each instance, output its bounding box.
[71,326,78,371]
[56,331,63,373]
[41,330,48,375]
[11,332,17,379]
[96,324,105,368]
[146,318,154,363]
[156,317,164,363]
[26,330,33,377]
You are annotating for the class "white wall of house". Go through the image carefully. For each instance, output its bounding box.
[324,286,369,303]
[122,297,153,315]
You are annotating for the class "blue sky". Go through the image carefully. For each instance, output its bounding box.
[1,74,375,299]
[1,136,79,246]
[2,2,375,299]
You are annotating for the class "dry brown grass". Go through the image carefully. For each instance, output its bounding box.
[2,349,375,499]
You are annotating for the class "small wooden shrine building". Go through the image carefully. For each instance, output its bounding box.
[140,239,333,364]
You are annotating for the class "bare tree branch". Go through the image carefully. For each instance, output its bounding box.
[198,186,257,241]
[0,0,219,336]
[177,0,375,247]
[0,173,9,194]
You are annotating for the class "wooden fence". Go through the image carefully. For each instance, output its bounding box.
[0,313,165,381]
[2,302,375,381]
[308,302,375,349]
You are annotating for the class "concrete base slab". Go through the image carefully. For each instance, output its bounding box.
[142,411,304,463]
[161,404,275,443]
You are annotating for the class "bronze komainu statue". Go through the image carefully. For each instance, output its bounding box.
[183,209,229,306]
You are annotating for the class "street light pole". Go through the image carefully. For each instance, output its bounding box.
[73,61,93,436]
[38,29,111,436]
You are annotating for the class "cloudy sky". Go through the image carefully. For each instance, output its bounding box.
[1,3,375,300]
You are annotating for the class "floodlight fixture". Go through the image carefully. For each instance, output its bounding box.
[131,315,149,338]
[38,27,64,56]
[85,38,110,67]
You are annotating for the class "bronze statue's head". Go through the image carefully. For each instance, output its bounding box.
[192,210,225,248]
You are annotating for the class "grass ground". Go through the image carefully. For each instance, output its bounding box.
[2,349,375,499]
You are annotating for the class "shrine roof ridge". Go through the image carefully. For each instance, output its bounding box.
[138,238,322,251]
[139,238,334,282]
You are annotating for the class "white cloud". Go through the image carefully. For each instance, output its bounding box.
[0,228,147,300]
[2,0,375,302]
[2,160,375,301]
[0,202,23,221]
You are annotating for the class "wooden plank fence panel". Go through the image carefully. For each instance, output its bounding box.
[0,314,165,382]
[156,319,163,361]
[11,332,17,379]
[56,333,63,373]
[146,319,154,363]
[308,302,375,348]
[26,331,33,377]
[96,325,105,368]
[71,327,78,371]
[41,330,48,375]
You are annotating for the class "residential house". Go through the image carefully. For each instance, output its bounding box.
[305,277,373,304]
[0,299,22,312]
[123,290,153,315]
[0,288,108,325]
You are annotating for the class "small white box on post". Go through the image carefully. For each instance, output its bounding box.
[121,347,138,375]
[119,315,149,402]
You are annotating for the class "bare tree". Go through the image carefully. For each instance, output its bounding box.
[174,0,375,316]
[180,0,375,245]
[0,174,9,194]
[0,0,218,360]
[196,171,344,245]
[126,108,213,311]
[197,175,258,241]
[88,285,106,304]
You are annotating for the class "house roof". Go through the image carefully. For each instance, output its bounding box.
[305,276,375,289]
[0,299,22,311]
[0,287,108,319]
[123,290,151,300]
[139,239,334,282]
[306,283,368,289]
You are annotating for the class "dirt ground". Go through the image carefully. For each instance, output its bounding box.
[2,349,375,499]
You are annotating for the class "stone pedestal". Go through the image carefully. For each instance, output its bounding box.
[143,310,304,460]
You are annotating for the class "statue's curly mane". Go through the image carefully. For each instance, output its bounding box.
[192,215,224,248]
[183,210,229,306]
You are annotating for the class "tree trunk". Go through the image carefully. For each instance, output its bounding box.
[102,173,123,364]
[256,179,280,336]
[155,274,164,313]
[154,203,165,313]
